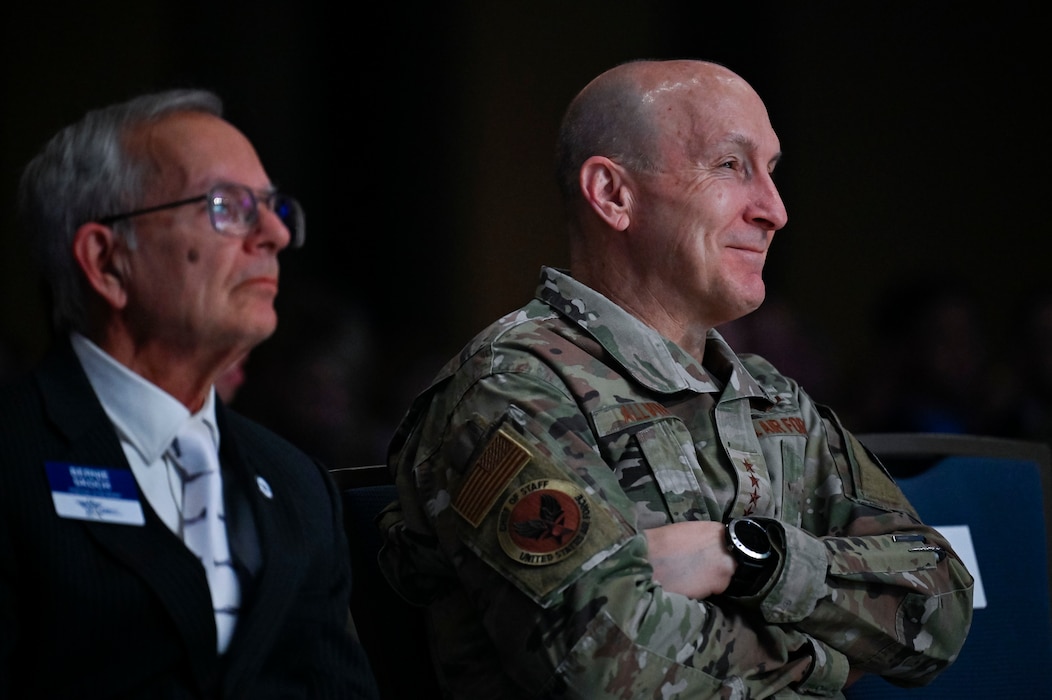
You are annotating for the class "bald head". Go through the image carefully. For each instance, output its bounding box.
[555,59,765,220]
[553,58,786,346]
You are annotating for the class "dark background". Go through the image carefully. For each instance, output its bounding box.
[2,2,1048,466]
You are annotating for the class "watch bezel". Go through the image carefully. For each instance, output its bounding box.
[727,517,772,562]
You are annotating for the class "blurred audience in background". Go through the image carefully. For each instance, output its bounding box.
[229,280,384,468]
[215,353,250,404]
[850,274,1015,437]
[228,280,445,468]
[717,296,845,410]
[999,283,1052,446]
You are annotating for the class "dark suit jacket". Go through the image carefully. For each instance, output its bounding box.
[0,338,379,699]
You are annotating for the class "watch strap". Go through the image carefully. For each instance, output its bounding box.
[725,518,778,597]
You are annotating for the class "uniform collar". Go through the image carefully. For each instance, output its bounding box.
[535,266,772,402]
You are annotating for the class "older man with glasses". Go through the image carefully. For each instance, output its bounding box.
[0,89,379,699]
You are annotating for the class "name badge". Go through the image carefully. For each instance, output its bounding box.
[46,462,146,526]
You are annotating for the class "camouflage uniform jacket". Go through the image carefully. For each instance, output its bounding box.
[378,266,974,699]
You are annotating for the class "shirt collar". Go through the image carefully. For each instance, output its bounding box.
[70,331,219,463]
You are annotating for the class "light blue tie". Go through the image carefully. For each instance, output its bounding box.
[171,417,240,653]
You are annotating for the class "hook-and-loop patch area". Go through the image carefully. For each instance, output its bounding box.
[451,424,628,605]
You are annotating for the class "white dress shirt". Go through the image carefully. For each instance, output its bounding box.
[70,332,221,535]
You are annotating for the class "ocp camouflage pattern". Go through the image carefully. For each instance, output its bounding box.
[378,266,974,699]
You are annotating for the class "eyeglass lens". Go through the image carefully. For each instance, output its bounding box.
[209,185,305,249]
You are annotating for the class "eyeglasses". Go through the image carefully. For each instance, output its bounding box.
[97,183,306,249]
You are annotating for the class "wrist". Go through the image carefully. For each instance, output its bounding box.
[724,517,779,597]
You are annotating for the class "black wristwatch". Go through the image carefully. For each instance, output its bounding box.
[725,517,778,597]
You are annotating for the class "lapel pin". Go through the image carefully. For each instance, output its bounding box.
[256,475,273,500]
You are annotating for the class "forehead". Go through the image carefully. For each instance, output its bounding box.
[650,73,780,162]
[127,111,269,194]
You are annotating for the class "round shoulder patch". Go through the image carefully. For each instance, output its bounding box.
[498,479,591,566]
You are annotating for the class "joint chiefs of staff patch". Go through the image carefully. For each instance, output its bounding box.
[499,479,590,565]
[453,426,590,565]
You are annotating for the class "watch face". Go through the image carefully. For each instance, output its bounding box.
[730,519,771,560]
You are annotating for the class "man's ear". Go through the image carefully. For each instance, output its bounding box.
[72,222,129,310]
[579,155,633,231]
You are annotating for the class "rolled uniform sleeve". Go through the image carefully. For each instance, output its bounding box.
[742,419,974,685]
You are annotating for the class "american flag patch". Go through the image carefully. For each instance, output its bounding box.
[453,427,531,527]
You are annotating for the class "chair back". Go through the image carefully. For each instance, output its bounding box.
[330,465,441,698]
[844,433,1052,698]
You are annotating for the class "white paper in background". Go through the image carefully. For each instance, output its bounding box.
[935,525,986,609]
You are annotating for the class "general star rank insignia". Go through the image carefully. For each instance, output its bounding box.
[498,479,590,566]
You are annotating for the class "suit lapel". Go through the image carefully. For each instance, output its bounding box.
[213,405,310,689]
[36,341,221,685]
[36,341,317,693]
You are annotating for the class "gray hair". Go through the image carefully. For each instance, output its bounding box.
[17,88,224,333]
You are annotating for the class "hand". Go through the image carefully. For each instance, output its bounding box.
[644,521,736,599]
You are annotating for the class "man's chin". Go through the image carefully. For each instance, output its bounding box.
[738,293,766,319]
[236,311,279,348]
[745,281,767,309]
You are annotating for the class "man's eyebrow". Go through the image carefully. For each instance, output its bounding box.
[716,132,756,153]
